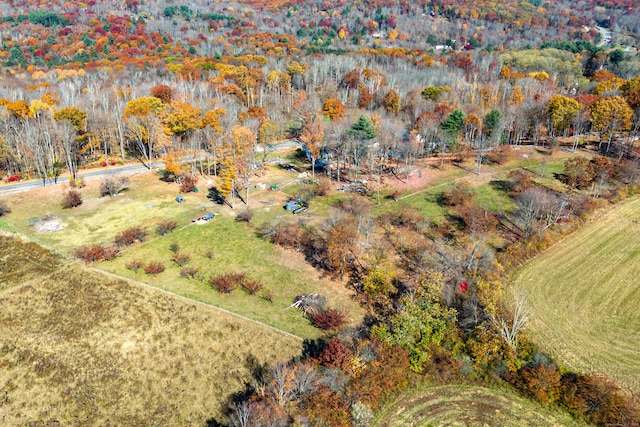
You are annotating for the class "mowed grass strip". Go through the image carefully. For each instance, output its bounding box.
[512,196,640,393]
[96,215,363,339]
[374,384,587,427]
[0,265,301,426]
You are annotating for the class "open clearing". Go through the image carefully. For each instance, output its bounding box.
[96,214,363,338]
[374,384,587,427]
[0,236,301,425]
[512,196,640,394]
[0,170,364,339]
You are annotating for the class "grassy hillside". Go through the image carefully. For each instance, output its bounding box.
[375,384,587,427]
[0,250,301,425]
[96,214,363,338]
[512,196,640,393]
[0,173,364,339]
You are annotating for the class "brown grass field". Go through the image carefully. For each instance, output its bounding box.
[0,236,302,425]
[374,384,588,427]
[512,195,640,394]
[0,234,61,290]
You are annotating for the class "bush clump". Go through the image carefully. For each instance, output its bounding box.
[156,219,178,235]
[180,266,200,279]
[172,252,191,266]
[115,226,147,246]
[0,201,10,216]
[271,223,304,250]
[209,272,247,294]
[484,145,513,165]
[125,258,144,272]
[61,189,83,208]
[144,261,165,276]
[310,308,347,331]
[74,244,119,263]
[100,175,129,197]
[179,174,198,193]
[440,183,474,206]
[241,279,264,295]
[235,209,254,222]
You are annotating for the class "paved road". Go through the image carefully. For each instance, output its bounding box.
[0,141,301,196]
[596,26,611,46]
[0,161,164,195]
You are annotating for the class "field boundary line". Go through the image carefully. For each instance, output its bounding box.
[394,165,525,202]
[88,265,305,342]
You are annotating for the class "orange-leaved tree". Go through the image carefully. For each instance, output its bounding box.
[322,98,345,121]
[299,116,324,178]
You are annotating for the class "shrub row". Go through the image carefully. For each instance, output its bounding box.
[74,244,119,263]
[208,272,265,296]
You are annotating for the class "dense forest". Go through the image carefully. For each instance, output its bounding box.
[0,0,639,426]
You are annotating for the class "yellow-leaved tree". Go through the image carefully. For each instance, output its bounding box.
[53,106,88,181]
[589,96,633,152]
[219,125,256,207]
[547,95,583,137]
[123,96,168,169]
[203,108,226,176]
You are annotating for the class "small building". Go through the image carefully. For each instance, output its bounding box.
[176,195,184,203]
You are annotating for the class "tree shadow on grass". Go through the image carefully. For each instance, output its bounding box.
[207,186,226,204]
[489,179,511,193]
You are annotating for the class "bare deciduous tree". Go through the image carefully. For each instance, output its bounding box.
[488,292,532,350]
[514,188,568,238]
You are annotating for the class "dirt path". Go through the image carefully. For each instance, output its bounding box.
[393,165,522,202]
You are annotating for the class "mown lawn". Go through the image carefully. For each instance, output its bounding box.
[96,215,363,339]
[0,173,211,253]
[511,195,640,393]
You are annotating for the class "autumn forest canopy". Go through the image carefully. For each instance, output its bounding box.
[0,0,640,426]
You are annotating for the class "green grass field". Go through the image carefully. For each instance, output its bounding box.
[96,214,363,338]
[0,173,210,253]
[512,195,640,394]
[374,384,587,427]
[0,237,301,425]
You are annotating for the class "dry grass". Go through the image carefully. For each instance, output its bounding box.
[0,235,61,290]
[512,196,640,394]
[374,384,587,427]
[0,263,301,425]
